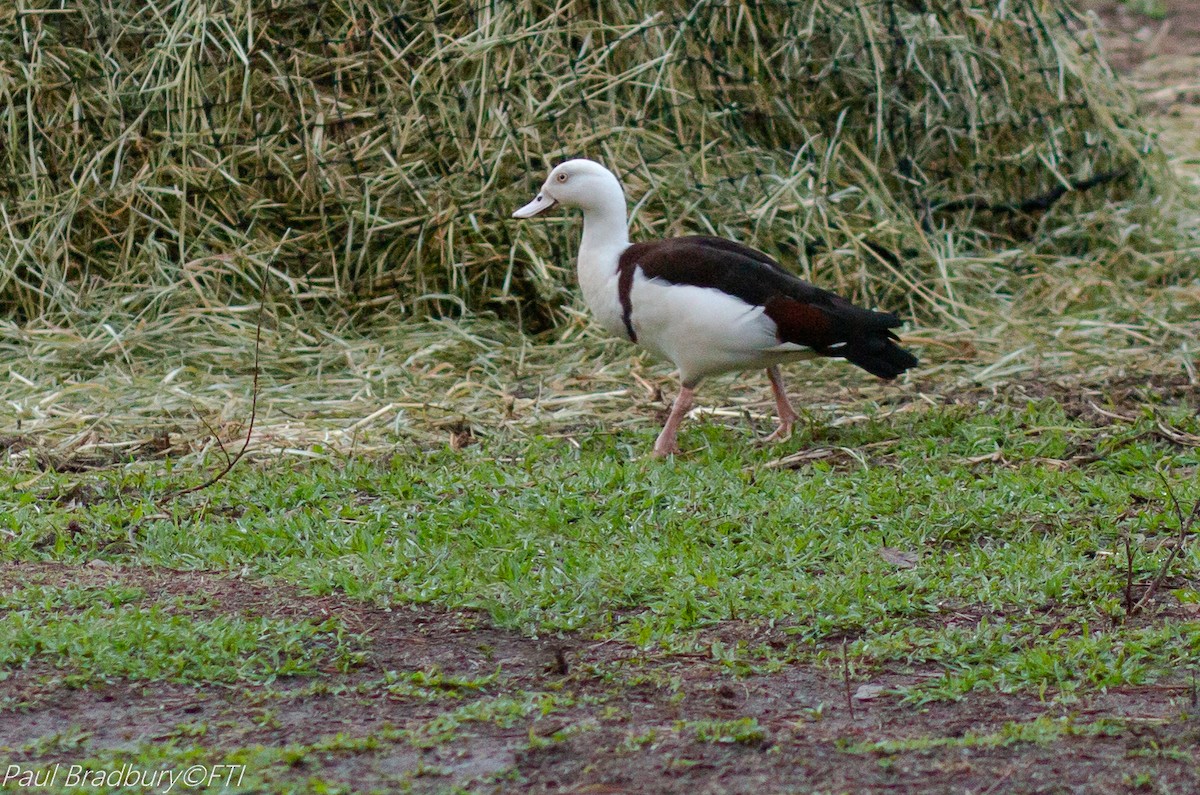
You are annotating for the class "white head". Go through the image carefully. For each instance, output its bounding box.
[512,159,625,219]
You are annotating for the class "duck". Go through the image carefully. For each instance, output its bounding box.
[512,159,918,457]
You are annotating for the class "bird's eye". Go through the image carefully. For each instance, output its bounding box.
[557,173,567,182]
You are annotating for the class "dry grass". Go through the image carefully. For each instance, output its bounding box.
[1,0,1193,329]
[2,1,1198,465]
[2,284,1196,470]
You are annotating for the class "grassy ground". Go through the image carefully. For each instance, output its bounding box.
[3,5,1200,794]
[2,373,1200,792]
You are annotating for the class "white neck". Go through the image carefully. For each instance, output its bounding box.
[577,187,630,265]
[574,179,631,337]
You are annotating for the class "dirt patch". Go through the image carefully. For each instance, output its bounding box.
[1082,1,1200,72]
[0,561,561,694]
[2,563,1199,793]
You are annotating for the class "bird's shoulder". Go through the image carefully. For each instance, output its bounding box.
[619,235,832,308]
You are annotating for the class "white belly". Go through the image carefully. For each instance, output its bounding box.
[629,274,816,386]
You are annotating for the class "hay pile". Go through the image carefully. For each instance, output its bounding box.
[0,0,1186,330]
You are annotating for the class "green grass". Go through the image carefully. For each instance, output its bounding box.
[680,717,768,745]
[0,583,365,686]
[3,397,1198,703]
[840,713,1128,755]
[1118,0,1169,19]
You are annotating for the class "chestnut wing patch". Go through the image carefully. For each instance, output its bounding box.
[762,296,841,351]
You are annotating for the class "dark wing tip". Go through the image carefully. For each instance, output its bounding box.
[845,336,919,379]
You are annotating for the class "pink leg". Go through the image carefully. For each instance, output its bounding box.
[762,366,799,443]
[653,386,695,458]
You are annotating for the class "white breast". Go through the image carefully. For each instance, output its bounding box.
[577,245,629,340]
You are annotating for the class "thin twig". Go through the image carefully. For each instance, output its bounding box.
[929,166,1133,217]
[157,260,270,506]
[194,410,233,471]
[842,639,855,720]
[1122,527,1135,619]
[1131,469,1200,615]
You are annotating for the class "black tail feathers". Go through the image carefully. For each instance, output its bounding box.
[840,330,919,380]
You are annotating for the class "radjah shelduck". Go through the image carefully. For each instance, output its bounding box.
[513,159,919,458]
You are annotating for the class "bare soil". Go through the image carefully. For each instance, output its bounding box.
[1083,1,1200,71]
[2,562,1199,794]
[1085,0,1200,172]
